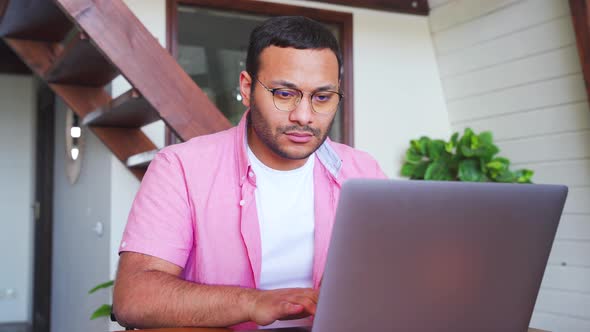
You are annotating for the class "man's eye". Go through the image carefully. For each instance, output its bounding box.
[314,93,333,103]
[274,89,298,99]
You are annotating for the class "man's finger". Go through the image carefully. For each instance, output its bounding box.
[280,301,304,316]
[291,296,317,315]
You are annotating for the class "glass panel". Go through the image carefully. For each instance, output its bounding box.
[176,6,343,142]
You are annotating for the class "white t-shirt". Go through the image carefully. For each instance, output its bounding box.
[247,147,315,328]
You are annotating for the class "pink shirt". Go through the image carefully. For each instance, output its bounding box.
[120,110,385,328]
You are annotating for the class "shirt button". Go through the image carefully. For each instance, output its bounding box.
[239,200,246,206]
[121,241,127,248]
[248,171,254,178]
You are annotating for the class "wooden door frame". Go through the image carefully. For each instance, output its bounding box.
[32,81,55,332]
[165,0,355,147]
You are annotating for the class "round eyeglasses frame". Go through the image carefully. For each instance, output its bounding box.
[252,75,343,114]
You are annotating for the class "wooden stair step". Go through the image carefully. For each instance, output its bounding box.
[45,33,119,86]
[51,84,157,180]
[126,149,158,168]
[82,89,160,128]
[0,0,73,42]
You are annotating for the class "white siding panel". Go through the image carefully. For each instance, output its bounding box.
[556,214,590,241]
[444,46,581,100]
[433,0,569,55]
[548,240,590,266]
[448,74,586,123]
[438,16,575,77]
[496,131,590,164]
[530,311,590,332]
[429,0,519,33]
[514,160,590,187]
[563,187,590,214]
[534,289,590,319]
[452,102,590,141]
[542,264,590,293]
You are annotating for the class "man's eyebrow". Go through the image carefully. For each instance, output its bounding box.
[269,80,339,91]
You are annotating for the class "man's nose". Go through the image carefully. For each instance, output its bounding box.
[288,95,313,125]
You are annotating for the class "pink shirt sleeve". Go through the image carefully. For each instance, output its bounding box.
[119,151,194,268]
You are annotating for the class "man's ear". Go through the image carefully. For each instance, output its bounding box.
[239,71,253,107]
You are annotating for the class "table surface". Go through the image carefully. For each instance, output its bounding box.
[121,327,548,332]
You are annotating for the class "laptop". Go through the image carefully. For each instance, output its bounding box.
[255,180,567,332]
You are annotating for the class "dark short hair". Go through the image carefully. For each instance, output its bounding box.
[246,16,343,79]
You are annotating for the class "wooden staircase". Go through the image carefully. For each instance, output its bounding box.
[0,0,232,179]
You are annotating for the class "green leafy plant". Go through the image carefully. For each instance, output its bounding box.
[88,280,114,320]
[401,128,534,183]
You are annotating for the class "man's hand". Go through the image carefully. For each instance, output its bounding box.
[248,288,319,326]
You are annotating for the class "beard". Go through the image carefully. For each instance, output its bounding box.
[249,99,333,160]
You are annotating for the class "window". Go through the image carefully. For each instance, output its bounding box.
[167,0,354,145]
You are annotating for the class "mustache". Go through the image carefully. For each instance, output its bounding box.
[278,125,321,137]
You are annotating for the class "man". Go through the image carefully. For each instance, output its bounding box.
[113,16,385,330]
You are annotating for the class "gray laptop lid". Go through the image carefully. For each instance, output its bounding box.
[313,180,567,332]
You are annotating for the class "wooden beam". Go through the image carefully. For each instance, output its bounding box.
[570,0,590,103]
[304,0,429,16]
[54,0,232,141]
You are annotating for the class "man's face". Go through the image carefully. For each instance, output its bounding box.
[240,46,340,170]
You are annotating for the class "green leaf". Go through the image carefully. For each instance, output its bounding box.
[463,143,499,162]
[410,137,430,156]
[427,139,446,160]
[486,157,510,171]
[88,280,114,294]
[450,132,459,146]
[514,169,534,183]
[405,148,423,164]
[412,161,430,179]
[401,162,415,177]
[458,159,484,182]
[425,159,454,181]
[460,144,475,157]
[90,304,112,320]
[445,133,459,153]
[444,142,454,153]
[478,131,494,145]
[494,169,515,183]
[479,157,488,173]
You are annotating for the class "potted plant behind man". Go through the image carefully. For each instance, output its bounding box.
[401,128,533,183]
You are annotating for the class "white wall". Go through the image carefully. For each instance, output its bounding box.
[429,0,590,331]
[0,75,35,324]
[51,98,113,332]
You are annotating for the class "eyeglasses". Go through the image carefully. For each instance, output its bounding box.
[253,76,343,114]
